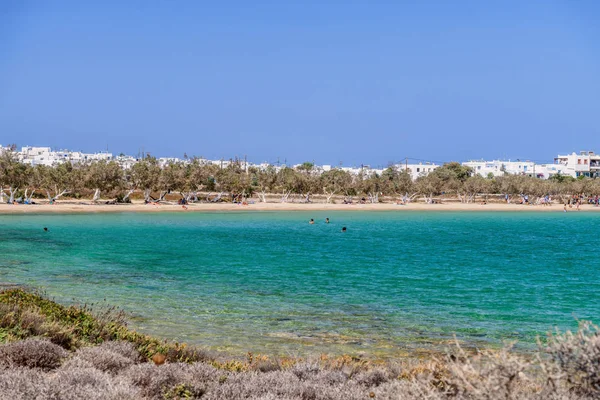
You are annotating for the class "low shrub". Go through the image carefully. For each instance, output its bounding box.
[46,366,140,400]
[69,346,135,374]
[99,340,144,363]
[125,363,209,400]
[0,367,46,398]
[0,338,67,370]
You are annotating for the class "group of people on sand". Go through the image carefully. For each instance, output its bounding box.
[143,198,190,209]
[565,195,583,212]
[561,194,600,211]
[309,218,346,232]
[342,197,372,204]
[4,198,37,205]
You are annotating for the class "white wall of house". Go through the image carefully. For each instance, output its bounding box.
[555,151,599,178]
[397,163,439,180]
[463,160,537,177]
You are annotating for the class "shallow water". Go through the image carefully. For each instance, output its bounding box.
[1,211,598,357]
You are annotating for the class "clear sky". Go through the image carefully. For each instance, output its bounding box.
[1,1,599,166]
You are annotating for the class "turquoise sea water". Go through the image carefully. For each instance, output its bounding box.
[1,211,598,357]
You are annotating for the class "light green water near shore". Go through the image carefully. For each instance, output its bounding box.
[1,211,598,357]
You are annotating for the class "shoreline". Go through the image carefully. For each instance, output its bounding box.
[1,201,600,214]
[0,285,531,361]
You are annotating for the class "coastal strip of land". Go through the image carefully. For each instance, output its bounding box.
[1,287,599,399]
[1,201,600,214]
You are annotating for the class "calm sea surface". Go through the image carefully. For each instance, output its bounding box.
[1,211,598,357]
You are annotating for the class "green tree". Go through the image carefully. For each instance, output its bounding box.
[216,161,253,201]
[320,169,353,203]
[380,166,415,199]
[188,159,219,199]
[129,157,161,202]
[251,166,277,203]
[38,162,81,202]
[275,167,297,202]
[459,175,490,203]
[84,160,124,202]
[0,150,29,203]
[439,162,473,182]
[356,171,383,203]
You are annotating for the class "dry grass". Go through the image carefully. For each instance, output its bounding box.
[1,288,599,399]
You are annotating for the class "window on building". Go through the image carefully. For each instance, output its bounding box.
[584,160,588,165]
[578,159,582,164]
[416,168,420,172]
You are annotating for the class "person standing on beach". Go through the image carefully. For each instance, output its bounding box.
[563,204,567,213]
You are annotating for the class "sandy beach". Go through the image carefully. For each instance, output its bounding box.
[1,201,599,214]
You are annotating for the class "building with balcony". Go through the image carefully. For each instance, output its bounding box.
[554,151,599,178]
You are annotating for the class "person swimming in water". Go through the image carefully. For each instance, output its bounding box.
[309,219,314,224]
[43,227,48,232]
[341,226,347,232]
[325,218,330,223]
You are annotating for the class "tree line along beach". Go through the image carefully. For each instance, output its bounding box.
[2,152,600,208]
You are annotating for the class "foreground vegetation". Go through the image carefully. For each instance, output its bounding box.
[1,288,599,399]
[2,150,600,205]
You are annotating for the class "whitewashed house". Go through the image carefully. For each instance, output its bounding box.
[463,160,538,178]
[554,151,599,178]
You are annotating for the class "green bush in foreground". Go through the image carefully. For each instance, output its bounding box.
[1,288,599,399]
[0,288,212,363]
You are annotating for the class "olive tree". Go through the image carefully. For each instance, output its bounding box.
[320,169,353,203]
[129,157,161,202]
[0,150,28,204]
[84,160,124,202]
[251,165,277,203]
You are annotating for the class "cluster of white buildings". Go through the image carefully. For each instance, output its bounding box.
[1,144,598,180]
[464,151,600,179]
[10,146,114,167]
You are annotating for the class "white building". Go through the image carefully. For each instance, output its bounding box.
[116,155,139,169]
[18,146,56,166]
[158,157,182,167]
[85,151,113,162]
[17,146,114,166]
[463,160,539,178]
[554,151,599,178]
[396,163,439,180]
[534,163,575,179]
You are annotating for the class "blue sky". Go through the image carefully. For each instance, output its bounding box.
[1,1,599,166]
